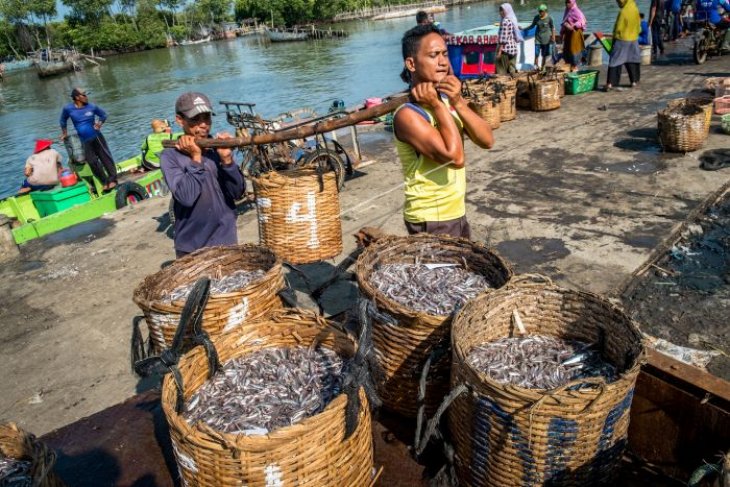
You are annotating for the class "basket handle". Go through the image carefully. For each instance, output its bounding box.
[133,278,220,413]
[508,273,554,288]
[340,299,383,439]
[414,343,450,453]
[414,383,470,457]
[130,315,152,369]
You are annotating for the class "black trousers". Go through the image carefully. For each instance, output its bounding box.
[607,63,640,87]
[83,133,117,185]
[651,21,664,54]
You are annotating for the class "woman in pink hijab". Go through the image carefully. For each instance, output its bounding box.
[561,0,587,71]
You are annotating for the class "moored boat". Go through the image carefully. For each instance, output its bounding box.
[447,22,537,78]
[265,28,309,42]
[179,35,212,46]
[0,152,167,245]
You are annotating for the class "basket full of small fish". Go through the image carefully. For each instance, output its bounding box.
[446,279,644,487]
[133,244,286,353]
[0,423,65,487]
[161,309,374,487]
[355,234,512,417]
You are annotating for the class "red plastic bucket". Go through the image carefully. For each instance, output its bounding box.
[59,171,78,187]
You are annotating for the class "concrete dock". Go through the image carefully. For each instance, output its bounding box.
[0,41,728,437]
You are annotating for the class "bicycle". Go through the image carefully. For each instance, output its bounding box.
[219,100,352,190]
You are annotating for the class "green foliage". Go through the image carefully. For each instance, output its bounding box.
[168,23,189,41]
[234,0,412,26]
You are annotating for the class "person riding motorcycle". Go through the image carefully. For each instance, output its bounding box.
[696,0,730,50]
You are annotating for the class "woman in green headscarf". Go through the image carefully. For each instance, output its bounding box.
[606,0,642,91]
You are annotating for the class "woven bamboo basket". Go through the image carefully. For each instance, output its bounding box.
[490,76,518,122]
[355,234,513,417]
[161,309,374,487]
[133,244,286,353]
[252,168,343,264]
[530,77,561,111]
[658,104,707,153]
[469,95,501,129]
[0,423,65,487]
[667,96,713,134]
[515,73,532,109]
[448,280,644,487]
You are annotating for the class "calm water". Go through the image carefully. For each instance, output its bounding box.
[0,0,622,199]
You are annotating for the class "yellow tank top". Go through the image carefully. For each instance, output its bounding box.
[394,99,465,223]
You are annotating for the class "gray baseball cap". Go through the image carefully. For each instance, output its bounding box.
[175,92,215,118]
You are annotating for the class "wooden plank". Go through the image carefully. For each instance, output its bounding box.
[629,369,730,481]
[614,180,730,298]
[645,348,730,403]
[161,93,409,149]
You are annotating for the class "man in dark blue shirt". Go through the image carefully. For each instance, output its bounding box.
[161,92,245,258]
[60,87,118,191]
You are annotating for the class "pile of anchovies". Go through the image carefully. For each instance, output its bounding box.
[184,346,348,435]
[369,263,490,315]
[0,455,32,487]
[467,335,618,389]
[163,269,266,302]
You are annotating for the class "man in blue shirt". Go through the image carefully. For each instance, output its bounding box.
[697,0,730,49]
[161,92,245,258]
[59,87,118,192]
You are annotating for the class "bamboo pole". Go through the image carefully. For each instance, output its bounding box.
[162,92,408,149]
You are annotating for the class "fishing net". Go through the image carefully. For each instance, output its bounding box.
[0,423,65,487]
[160,308,375,487]
[444,278,644,486]
[355,234,512,418]
[132,244,286,354]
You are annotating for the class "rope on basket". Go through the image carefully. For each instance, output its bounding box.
[414,342,450,455]
[131,315,153,367]
[133,278,220,413]
[342,299,383,438]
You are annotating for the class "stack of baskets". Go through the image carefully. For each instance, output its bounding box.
[448,280,644,486]
[252,167,343,264]
[356,234,512,417]
[468,92,502,129]
[490,75,518,122]
[0,422,65,487]
[133,244,286,353]
[658,102,708,152]
[161,309,374,487]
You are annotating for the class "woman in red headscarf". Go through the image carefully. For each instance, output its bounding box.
[19,139,63,194]
[561,0,587,71]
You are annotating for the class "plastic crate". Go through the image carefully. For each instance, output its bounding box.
[30,182,90,217]
[722,114,730,135]
[564,69,599,95]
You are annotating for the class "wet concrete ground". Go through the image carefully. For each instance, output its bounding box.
[623,189,730,380]
[0,37,728,437]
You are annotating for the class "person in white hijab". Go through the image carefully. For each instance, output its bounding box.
[496,3,523,74]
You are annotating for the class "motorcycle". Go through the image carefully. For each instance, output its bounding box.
[693,18,729,64]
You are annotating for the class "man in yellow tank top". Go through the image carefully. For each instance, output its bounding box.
[394,25,494,239]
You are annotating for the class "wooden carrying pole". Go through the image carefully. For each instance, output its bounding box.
[161,93,408,149]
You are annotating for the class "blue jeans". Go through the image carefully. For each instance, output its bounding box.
[21,179,55,191]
